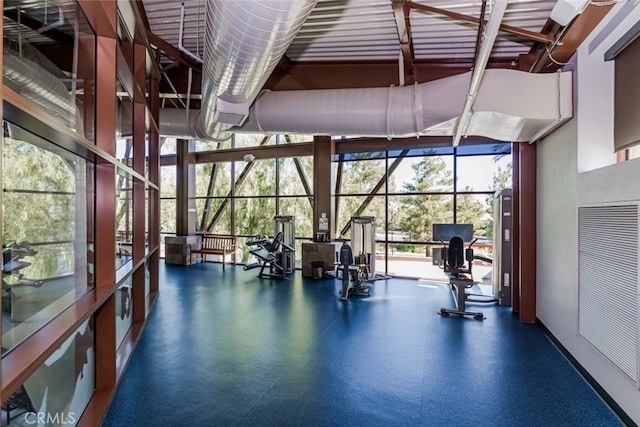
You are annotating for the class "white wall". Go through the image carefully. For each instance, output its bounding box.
[537,3,640,423]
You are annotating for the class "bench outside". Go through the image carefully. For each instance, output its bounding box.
[188,234,237,269]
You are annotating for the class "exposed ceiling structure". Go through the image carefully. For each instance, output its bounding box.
[138,0,616,145]
[142,0,613,95]
[0,0,618,145]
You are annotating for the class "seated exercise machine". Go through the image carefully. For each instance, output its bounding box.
[348,216,376,280]
[2,241,44,313]
[335,216,377,301]
[433,224,485,320]
[336,243,371,301]
[244,216,295,279]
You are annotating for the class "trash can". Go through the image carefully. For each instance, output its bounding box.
[311,261,324,279]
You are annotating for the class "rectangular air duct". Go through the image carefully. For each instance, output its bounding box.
[578,204,639,386]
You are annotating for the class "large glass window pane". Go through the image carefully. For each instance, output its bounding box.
[338,156,386,194]
[2,123,92,354]
[160,166,176,198]
[455,193,493,238]
[388,194,453,242]
[335,196,386,240]
[195,139,232,151]
[116,174,133,269]
[279,197,313,266]
[195,163,231,198]
[282,134,313,144]
[278,157,313,196]
[235,159,276,197]
[280,197,313,239]
[234,133,272,148]
[1,318,95,425]
[115,77,133,166]
[195,198,231,234]
[3,2,96,138]
[235,198,276,237]
[160,138,177,155]
[160,199,176,236]
[456,154,510,192]
[390,155,454,193]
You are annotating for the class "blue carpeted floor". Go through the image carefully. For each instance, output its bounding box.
[102,262,623,426]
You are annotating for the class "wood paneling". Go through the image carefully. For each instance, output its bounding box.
[518,142,536,323]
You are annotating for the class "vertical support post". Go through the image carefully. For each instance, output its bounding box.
[93,0,118,392]
[313,136,335,240]
[132,41,146,321]
[0,0,4,383]
[511,143,520,313]
[175,139,196,236]
[518,142,536,323]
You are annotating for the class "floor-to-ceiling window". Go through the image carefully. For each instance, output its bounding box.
[191,134,314,266]
[161,135,510,280]
[335,143,511,279]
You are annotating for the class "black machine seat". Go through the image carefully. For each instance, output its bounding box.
[433,224,484,320]
[447,236,465,270]
[244,232,294,278]
[336,244,370,301]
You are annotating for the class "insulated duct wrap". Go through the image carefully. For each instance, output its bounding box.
[3,38,76,128]
[236,69,573,142]
[199,0,317,140]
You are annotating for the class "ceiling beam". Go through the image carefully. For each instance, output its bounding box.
[4,9,73,45]
[148,32,202,71]
[529,3,615,73]
[405,1,554,45]
[391,0,415,85]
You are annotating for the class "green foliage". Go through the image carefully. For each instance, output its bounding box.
[393,244,416,253]
[394,156,454,241]
[3,137,79,279]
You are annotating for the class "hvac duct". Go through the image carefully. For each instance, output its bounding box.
[452,0,508,147]
[160,69,573,143]
[3,38,76,128]
[195,0,317,141]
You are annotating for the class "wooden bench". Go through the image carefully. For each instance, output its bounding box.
[188,234,237,269]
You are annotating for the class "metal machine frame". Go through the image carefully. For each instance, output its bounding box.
[349,216,375,280]
[244,216,296,279]
[492,189,512,306]
[274,215,295,275]
[433,223,485,320]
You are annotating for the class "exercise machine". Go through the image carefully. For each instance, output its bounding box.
[493,189,513,306]
[349,216,375,280]
[244,216,295,279]
[433,224,485,320]
[274,215,295,275]
[336,243,371,301]
[2,241,44,313]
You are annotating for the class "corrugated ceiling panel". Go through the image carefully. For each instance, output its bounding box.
[142,0,557,64]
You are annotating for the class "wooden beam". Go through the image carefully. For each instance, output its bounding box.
[392,0,415,85]
[405,1,554,44]
[518,142,536,323]
[4,8,74,45]
[147,32,202,71]
[195,142,313,163]
[529,3,615,73]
